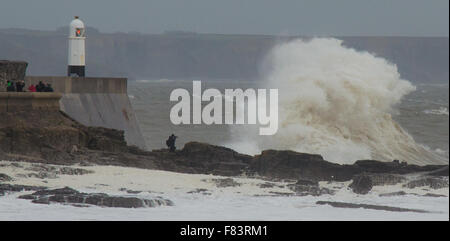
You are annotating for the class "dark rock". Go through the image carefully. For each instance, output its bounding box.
[349,174,373,194]
[403,177,449,189]
[423,193,447,197]
[250,154,445,183]
[287,183,334,196]
[25,164,57,172]
[428,166,449,177]
[350,173,405,187]
[126,190,141,194]
[0,173,13,182]
[0,110,131,163]
[187,189,211,195]
[353,160,444,175]
[316,201,430,213]
[27,172,58,179]
[295,179,319,186]
[118,188,142,194]
[209,178,241,188]
[86,127,128,153]
[32,197,51,204]
[0,162,22,168]
[257,182,284,189]
[379,191,408,197]
[58,167,94,175]
[258,182,275,188]
[17,194,37,200]
[0,184,46,196]
[12,163,22,168]
[378,192,447,198]
[19,186,174,208]
[286,178,334,196]
[176,142,252,176]
[264,191,295,197]
[250,150,358,182]
[31,187,80,196]
[10,162,23,168]
[366,173,406,186]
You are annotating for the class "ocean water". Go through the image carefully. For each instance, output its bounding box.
[128,38,449,165]
[1,190,448,221]
[0,162,448,221]
[128,80,449,164]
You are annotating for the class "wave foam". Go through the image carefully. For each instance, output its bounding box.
[225,38,447,165]
[423,107,449,116]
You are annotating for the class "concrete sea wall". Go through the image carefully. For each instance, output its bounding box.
[0,92,62,112]
[24,76,146,150]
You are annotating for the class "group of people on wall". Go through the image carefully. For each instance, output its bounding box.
[5,80,53,92]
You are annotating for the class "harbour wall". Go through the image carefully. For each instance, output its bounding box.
[0,92,62,112]
[24,76,147,150]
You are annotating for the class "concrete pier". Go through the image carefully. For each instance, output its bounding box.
[24,76,146,150]
[0,92,62,112]
[24,76,127,93]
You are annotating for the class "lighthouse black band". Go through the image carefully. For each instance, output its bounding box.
[68,66,85,77]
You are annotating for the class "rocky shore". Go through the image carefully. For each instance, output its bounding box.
[1,109,448,183]
[1,109,448,211]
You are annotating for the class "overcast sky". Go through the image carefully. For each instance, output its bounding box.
[1,0,448,36]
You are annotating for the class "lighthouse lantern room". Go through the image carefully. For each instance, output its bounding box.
[68,16,86,77]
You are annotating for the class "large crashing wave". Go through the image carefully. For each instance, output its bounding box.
[225,38,448,165]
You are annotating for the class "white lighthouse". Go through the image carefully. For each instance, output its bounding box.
[68,16,86,77]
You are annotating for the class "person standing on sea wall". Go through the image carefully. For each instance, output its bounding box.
[36,81,46,92]
[6,80,15,92]
[28,84,37,92]
[43,83,54,92]
[15,80,25,92]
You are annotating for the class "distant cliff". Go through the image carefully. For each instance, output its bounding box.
[0,28,448,83]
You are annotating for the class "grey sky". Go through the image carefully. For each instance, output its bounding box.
[1,0,448,36]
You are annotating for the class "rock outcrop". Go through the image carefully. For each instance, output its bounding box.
[17,187,173,208]
[349,175,373,194]
[0,110,128,163]
[153,142,252,176]
[250,150,360,181]
[0,184,45,196]
[403,177,449,189]
[348,173,407,194]
[428,166,449,177]
[0,173,13,182]
[287,180,335,196]
[208,178,242,188]
[316,201,430,213]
